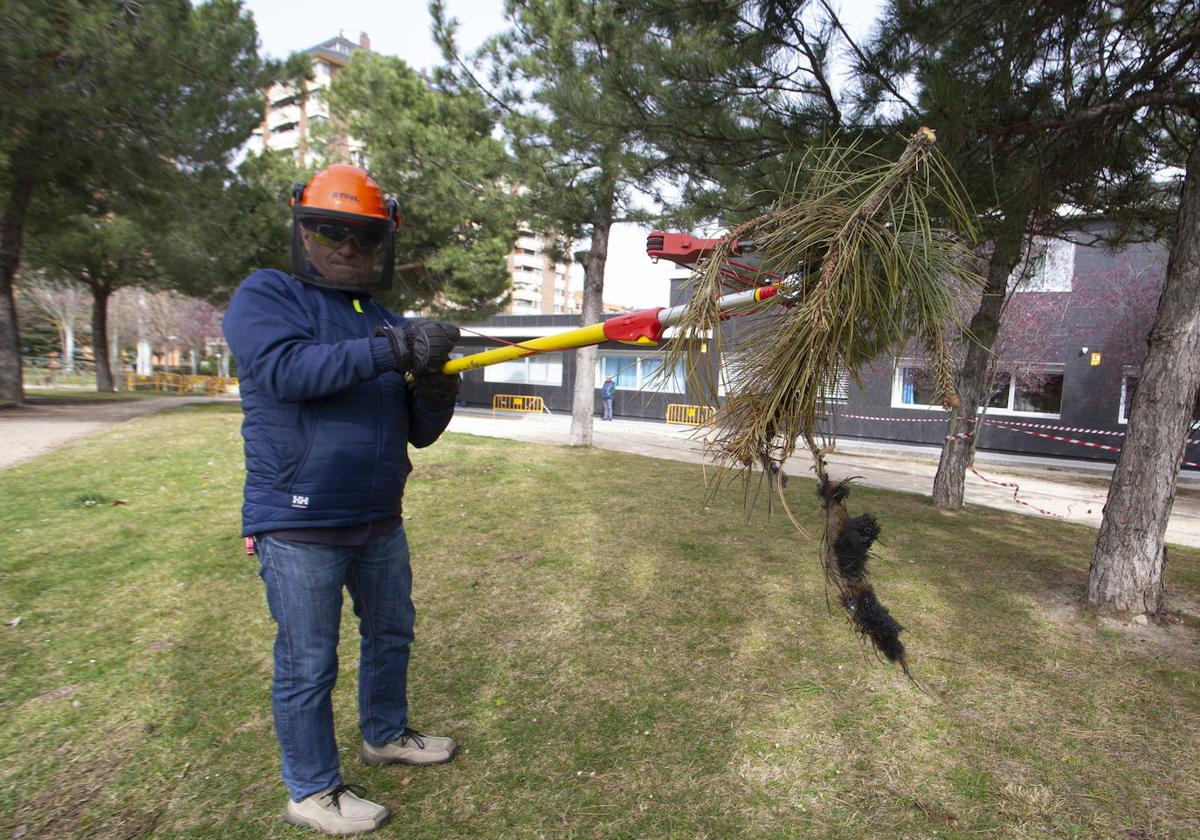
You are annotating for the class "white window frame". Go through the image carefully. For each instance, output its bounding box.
[595,350,686,394]
[891,358,1064,418]
[1119,367,1138,425]
[483,353,564,386]
[1009,237,1075,293]
[819,369,850,404]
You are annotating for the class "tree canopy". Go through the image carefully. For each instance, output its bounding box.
[324,51,520,318]
[0,0,274,400]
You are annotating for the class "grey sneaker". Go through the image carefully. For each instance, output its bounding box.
[283,784,388,835]
[361,727,458,766]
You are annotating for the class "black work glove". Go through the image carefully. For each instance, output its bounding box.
[375,324,413,373]
[410,322,461,407]
[410,322,460,373]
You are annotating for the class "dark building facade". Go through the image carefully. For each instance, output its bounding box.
[454,312,697,421]
[457,228,1198,468]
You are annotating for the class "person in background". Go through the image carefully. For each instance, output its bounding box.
[223,164,461,835]
[601,375,616,420]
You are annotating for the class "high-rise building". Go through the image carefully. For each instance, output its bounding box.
[506,229,578,315]
[244,31,371,168]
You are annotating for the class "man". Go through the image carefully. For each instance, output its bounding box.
[601,375,616,420]
[223,164,461,835]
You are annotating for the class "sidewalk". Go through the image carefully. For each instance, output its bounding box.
[446,408,1200,548]
[0,395,237,471]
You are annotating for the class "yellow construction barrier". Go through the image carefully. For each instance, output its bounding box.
[126,373,237,395]
[665,403,716,426]
[492,394,545,415]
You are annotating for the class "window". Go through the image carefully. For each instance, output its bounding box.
[1119,371,1138,424]
[483,353,564,385]
[985,372,1012,408]
[1009,238,1075,292]
[894,360,1064,416]
[596,352,686,393]
[819,369,850,404]
[1012,370,1063,414]
[894,363,940,408]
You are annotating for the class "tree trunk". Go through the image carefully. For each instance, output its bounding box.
[568,201,614,447]
[89,279,115,392]
[932,229,1027,507]
[64,322,76,373]
[0,178,34,405]
[137,340,152,376]
[1088,139,1200,616]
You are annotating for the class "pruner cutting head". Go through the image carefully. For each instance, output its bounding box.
[646,232,753,266]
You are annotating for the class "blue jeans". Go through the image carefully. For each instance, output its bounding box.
[602,398,613,420]
[257,528,415,800]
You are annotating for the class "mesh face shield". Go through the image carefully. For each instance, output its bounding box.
[290,208,396,293]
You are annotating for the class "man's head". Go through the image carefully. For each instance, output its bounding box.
[290,164,400,292]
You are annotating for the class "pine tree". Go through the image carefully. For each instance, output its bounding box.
[0,0,272,400]
[435,0,675,445]
[323,51,519,318]
[847,0,1184,508]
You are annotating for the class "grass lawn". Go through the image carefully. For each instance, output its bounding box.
[19,391,185,402]
[1,404,1198,839]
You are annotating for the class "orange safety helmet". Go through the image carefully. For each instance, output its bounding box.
[289,164,401,292]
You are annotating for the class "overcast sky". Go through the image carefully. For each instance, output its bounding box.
[243,0,505,70]
[241,0,881,309]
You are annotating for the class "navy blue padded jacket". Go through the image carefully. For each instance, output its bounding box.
[222,269,454,536]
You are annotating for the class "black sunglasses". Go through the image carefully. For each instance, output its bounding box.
[301,218,386,250]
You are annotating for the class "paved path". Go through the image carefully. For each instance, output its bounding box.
[3,397,1198,547]
[446,409,1200,548]
[0,395,238,470]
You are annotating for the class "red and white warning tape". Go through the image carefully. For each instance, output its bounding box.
[981,418,1124,436]
[837,412,948,423]
[981,420,1123,454]
[968,466,1064,518]
[982,420,1200,468]
[834,412,1200,467]
[839,411,1200,445]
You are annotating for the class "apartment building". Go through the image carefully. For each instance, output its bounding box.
[244,31,370,167]
[506,229,579,315]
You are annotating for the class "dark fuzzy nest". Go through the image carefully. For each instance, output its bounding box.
[842,589,906,664]
[816,477,851,503]
[816,477,911,675]
[833,514,881,580]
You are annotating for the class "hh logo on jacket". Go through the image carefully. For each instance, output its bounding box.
[291,495,310,509]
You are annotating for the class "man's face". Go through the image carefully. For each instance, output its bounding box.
[300,224,379,286]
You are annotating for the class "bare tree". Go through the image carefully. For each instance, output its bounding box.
[170,296,224,374]
[17,273,89,372]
